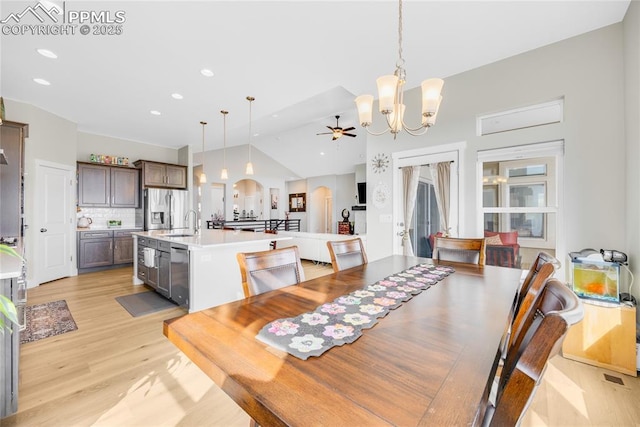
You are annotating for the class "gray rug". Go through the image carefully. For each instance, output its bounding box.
[116,291,178,317]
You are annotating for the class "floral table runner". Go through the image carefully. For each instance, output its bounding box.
[255,263,455,360]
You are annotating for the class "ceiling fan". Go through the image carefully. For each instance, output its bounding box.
[316,115,357,141]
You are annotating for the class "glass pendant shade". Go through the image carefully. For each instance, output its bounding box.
[421,78,445,117]
[377,75,399,114]
[355,95,374,126]
[388,104,405,133]
[220,168,228,180]
[200,172,207,184]
[245,162,254,175]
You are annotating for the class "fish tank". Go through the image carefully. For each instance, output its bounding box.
[570,257,620,304]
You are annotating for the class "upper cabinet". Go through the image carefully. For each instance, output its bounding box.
[77,162,140,208]
[134,160,187,189]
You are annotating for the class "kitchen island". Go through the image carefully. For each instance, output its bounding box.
[131,229,291,312]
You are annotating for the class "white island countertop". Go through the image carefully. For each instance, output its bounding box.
[132,229,290,249]
[0,243,24,280]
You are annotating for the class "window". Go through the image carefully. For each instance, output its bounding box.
[478,141,563,269]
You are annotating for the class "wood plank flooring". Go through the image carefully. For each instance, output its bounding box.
[1,262,638,426]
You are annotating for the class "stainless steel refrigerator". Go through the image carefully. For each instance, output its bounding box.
[143,188,189,231]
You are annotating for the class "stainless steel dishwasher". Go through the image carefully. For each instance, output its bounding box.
[170,244,189,308]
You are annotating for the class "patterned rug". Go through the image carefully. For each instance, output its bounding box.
[21,300,78,344]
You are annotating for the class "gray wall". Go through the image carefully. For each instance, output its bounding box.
[365,17,640,322]
[366,23,628,266]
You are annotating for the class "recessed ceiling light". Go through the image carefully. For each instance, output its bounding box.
[272,114,279,118]
[200,69,214,77]
[33,78,50,86]
[320,152,325,156]
[36,48,57,59]
[171,93,183,100]
[150,110,161,116]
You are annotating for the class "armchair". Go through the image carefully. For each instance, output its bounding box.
[484,231,521,269]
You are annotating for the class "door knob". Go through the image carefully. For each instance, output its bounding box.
[40,228,47,232]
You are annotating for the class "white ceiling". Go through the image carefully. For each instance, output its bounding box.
[0,1,630,178]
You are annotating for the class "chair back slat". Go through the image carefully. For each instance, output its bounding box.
[326,238,368,273]
[433,237,486,266]
[236,246,305,298]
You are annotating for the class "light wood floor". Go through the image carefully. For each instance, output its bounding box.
[2,262,639,426]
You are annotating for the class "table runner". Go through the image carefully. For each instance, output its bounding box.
[256,263,455,360]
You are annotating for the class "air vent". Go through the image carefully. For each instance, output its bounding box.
[603,373,624,385]
[478,99,563,136]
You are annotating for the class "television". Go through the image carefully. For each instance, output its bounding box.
[357,182,366,204]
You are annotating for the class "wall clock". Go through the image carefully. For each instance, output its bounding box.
[371,153,389,174]
[372,182,390,209]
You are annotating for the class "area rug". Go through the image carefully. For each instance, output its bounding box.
[21,300,78,344]
[116,291,178,317]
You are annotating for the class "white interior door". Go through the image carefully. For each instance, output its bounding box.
[36,160,74,284]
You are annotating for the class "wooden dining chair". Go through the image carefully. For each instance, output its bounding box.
[480,278,584,426]
[326,238,368,273]
[432,236,486,266]
[498,254,560,359]
[236,246,305,298]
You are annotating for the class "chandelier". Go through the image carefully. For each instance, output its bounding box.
[199,121,207,184]
[355,0,444,138]
[245,96,255,175]
[220,110,229,180]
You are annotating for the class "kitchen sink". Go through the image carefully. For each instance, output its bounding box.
[161,233,195,238]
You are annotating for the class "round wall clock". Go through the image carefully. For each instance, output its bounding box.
[372,182,390,209]
[371,153,389,174]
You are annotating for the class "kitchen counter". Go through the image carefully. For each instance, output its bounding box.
[131,229,292,312]
[0,242,24,279]
[77,226,142,232]
[132,229,290,248]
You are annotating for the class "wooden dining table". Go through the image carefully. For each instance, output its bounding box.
[163,255,522,426]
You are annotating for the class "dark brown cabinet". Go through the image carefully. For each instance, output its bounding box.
[78,229,137,272]
[78,230,113,269]
[134,160,187,189]
[0,121,28,238]
[113,230,134,264]
[77,163,140,208]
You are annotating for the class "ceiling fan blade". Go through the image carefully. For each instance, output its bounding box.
[317,132,332,135]
[343,133,357,137]
[342,127,356,132]
[326,126,336,131]
[332,135,342,141]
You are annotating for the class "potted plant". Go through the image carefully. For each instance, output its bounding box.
[0,244,20,333]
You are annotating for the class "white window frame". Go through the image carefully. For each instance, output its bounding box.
[477,141,565,270]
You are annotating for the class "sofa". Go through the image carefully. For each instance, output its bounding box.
[277,231,367,264]
[484,231,521,269]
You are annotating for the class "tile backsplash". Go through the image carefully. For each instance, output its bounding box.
[78,208,139,228]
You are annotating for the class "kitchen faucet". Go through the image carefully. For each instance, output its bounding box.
[185,209,199,234]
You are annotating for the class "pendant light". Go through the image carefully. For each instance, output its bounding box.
[199,121,207,184]
[355,0,444,139]
[245,96,255,175]
[220,110,229,180]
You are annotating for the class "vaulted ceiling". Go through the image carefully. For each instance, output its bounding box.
[1,1,630,178]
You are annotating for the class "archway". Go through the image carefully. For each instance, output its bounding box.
[310,186,333,233]
[233,179,264,220]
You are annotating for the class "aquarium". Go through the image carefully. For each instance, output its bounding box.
[570,258,620,304]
